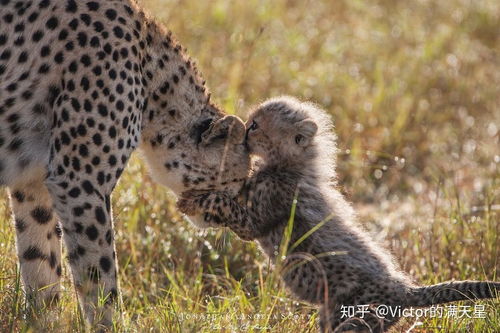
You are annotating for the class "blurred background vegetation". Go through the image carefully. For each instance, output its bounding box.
[1,0,498,331]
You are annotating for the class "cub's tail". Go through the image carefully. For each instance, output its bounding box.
[407,281,499,307]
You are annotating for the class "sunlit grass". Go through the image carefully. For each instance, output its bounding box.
[1,0,499,331]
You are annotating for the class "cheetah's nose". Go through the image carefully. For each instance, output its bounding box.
[191,118,214,144]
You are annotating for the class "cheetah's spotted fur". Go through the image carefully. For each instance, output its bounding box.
[0,0,249,328]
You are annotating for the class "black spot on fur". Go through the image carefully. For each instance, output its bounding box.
[12,190,25,202]
[23,246,46,260]
[69,18,79,30]
[31,207,52,224]
[74,222,83,233]
[68,187,81,198]
[105,9,117,20]
[77,245,86,256]
[77,32,87,47]
[100,256,111,273]
[73,206,84,216]
[95,207,106,225]
[46,17,58,30]
[80,13,91,26]
[15,218,26,232]
[39,0,50,9]
[87,2,99,11]
[82,180,94,194]
[66,0,77,13]
[31,31,44,42]
[113,26,124,39]
[85,225,98,241]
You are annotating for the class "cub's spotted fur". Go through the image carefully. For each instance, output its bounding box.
[1,0,248,328]
[178,96,499,332]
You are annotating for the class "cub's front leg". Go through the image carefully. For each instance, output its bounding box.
[177,191,261,241]
[177,191,232,228]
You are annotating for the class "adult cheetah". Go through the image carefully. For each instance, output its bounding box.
[0,0,249,328]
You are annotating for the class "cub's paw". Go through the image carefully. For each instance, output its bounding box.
[176,190,211,215]
[176,197,198,215]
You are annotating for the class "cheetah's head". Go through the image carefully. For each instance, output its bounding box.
[141,107,250,198]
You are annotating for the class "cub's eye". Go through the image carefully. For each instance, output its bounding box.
[249,120,259,131]
[295,134,304,145]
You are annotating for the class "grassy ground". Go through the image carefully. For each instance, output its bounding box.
[1,0,499,332]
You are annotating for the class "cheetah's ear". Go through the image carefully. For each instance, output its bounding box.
[295,119,318,147]
[201,115,246,146]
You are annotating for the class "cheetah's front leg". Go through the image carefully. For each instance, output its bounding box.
[45,93,134,329]
[45,178,120,329]
[9,168,62,309]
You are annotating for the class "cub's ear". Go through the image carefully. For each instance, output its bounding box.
[294,119,318,147]
[201,115,246,146]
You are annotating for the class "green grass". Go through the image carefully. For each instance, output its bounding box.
[1,0,499,331]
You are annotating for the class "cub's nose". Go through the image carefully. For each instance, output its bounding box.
[244,126,252,144]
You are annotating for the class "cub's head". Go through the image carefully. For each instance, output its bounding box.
[245,96,336,171]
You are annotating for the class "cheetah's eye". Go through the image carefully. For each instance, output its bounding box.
[249,120,258,131]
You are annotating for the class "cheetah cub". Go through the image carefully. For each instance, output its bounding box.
[178,96,499,332]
